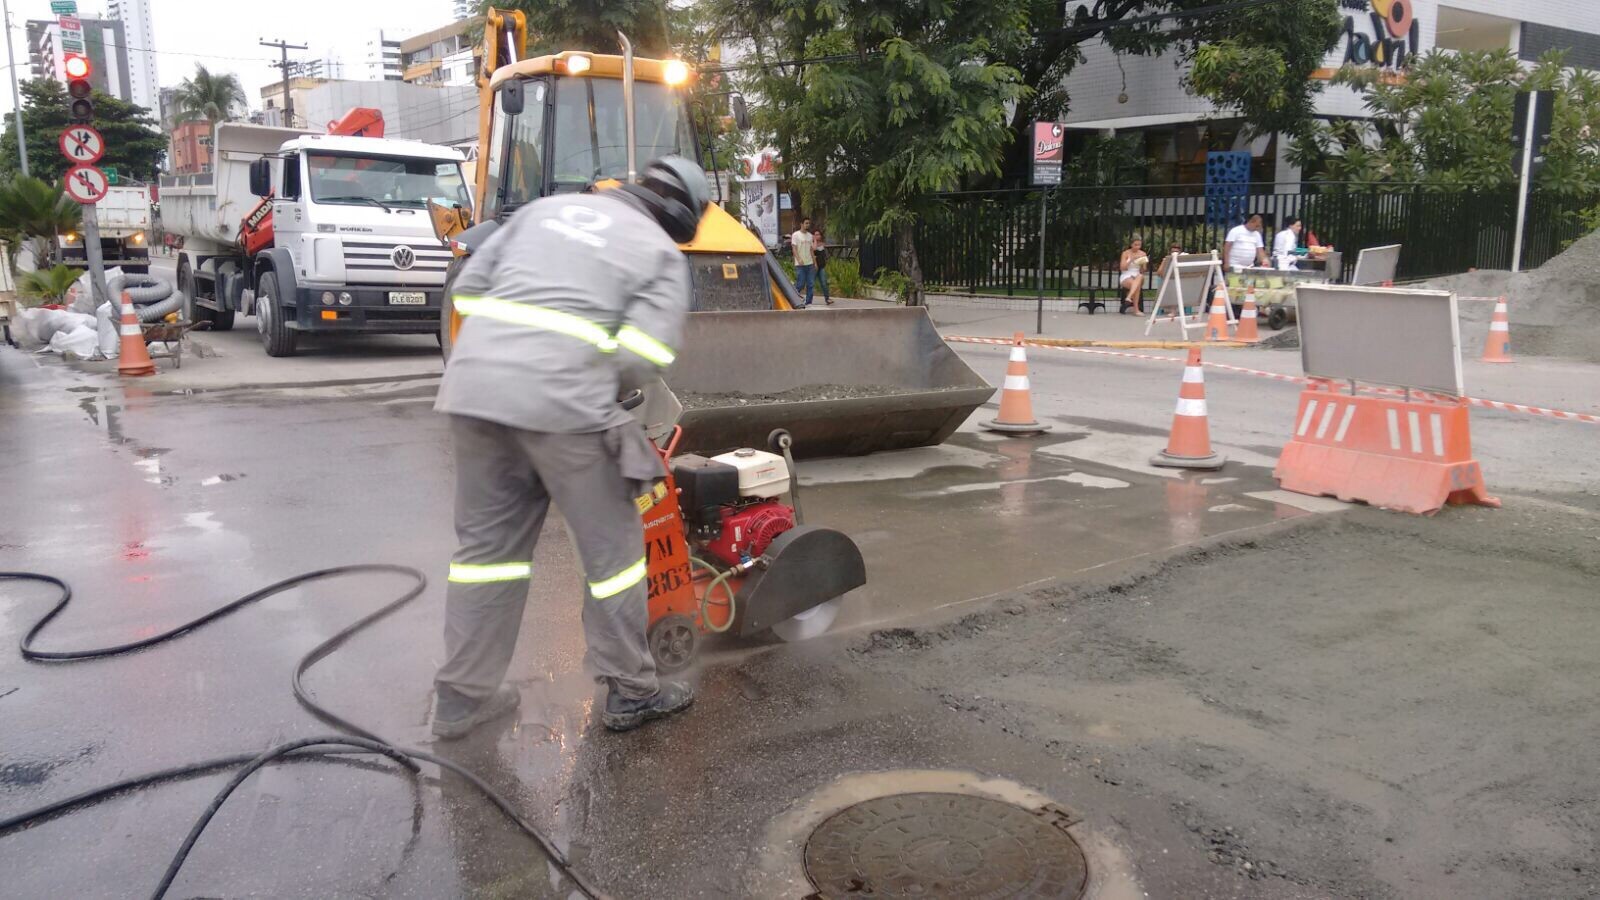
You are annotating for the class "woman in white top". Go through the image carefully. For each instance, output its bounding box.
[1118,236,1150,314]
[1273,217,1303,268]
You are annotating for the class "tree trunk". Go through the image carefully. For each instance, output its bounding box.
[895,222,925,307]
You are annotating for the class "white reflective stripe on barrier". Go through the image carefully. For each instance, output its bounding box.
[1407,411,1423,454]
[1386,409,1402,450]
[1297,400,1319,437]
[1335,404,1357,443]
[1009,347,1027,363]
[1315,402,1338,439]
[1174,398,1207,417]
[1182,367,1204,384]
[1430,414,1445,457]
[1003,375,1030,391]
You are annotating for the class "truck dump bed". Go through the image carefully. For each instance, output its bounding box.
[159,123,313,248]
[666,307,994,458]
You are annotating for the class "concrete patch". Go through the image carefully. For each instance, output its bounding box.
[1245,489,1353,513]
[1039,432,1279,480]
[912,472,1132,497]
[797,444,1006,485]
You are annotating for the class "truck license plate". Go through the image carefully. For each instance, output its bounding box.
[388,292,426,305]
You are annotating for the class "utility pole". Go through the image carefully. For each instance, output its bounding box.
[260,38,307,127]
[3,0,28,175]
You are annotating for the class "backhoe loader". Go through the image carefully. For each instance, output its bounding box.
[431,9,992,457]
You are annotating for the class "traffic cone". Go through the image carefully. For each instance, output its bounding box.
[1235,287,1261,343]
[1481,295,1513,364]
[1151,347,1224,469]
[983,332,1051,434]
[116,291,156,377]
[1203,286,1230,342]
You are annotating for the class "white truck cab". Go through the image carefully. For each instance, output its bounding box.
[161,123,470,357]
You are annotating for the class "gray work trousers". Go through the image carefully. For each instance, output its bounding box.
[435,415,659,707]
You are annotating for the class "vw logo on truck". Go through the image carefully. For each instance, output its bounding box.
[391,245,416,270]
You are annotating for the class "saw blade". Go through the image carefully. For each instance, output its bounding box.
[769,597,842,642]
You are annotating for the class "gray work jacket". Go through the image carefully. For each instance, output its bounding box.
[435,190,691,437]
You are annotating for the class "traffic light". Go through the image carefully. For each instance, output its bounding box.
[64,53,93,122]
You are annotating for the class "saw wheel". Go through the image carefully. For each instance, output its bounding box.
[649,614,699,672]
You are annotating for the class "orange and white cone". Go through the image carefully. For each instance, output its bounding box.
[1203,286,1231,342]
[983,331,1051,434]
[116,291,156,377]
[1151,347,1224,469]
[1481,295,1513,363]
[1235,287,1261,343]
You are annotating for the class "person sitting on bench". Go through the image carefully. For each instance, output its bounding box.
[1119,236,1150,314]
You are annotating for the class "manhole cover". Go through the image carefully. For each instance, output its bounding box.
[803,792,1088,899]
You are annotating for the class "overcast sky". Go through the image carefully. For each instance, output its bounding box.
[1,0,452,116]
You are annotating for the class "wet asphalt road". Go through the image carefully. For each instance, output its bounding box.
[4,300,1596,898]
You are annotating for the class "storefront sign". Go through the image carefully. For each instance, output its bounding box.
[1031,121,1064,186]
[1339,0,1420,69]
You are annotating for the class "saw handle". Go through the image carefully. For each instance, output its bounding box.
[767,429,803,526]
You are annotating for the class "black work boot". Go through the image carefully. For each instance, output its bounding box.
[432,684,521,740]
[602,681,694,732]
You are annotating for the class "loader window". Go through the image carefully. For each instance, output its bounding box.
[549,79,694,191]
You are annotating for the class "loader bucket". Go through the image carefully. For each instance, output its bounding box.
[665,307,995,458]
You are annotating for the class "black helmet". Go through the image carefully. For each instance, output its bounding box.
[622,155,711,243]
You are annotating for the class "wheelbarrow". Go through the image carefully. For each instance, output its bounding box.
[141,318,210,368]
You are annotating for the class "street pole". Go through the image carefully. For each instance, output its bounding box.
[1510,99,1537,274]
[260,38,307,127]
[1035,191,1047,335]
[80,201,111,306]
[3,0,28,176]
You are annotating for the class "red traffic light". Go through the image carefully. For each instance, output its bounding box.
[64,54,90,79]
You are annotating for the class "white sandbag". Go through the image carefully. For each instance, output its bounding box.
[66,267,123,315]
[96,301,120,358]
[27,308,95,344]
[47,324,100,358]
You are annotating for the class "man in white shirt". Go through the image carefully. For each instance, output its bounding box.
[1224,215,1268,272]
[790,217,816,307]
[1272,217,1302,269]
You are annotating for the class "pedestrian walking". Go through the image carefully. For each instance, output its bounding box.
[431,156,711,738]
[813,227,834,305]
[791,217,816,307]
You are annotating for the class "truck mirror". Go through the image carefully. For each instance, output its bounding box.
[248,158,272,197]
[500,81,524,116]
[731,94,751,132]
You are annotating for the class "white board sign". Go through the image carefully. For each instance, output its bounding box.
[1296,284,1463,396]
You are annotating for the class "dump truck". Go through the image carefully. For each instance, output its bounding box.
[160,122,469,356]
[58,183,152,274]
[435,8,991,456]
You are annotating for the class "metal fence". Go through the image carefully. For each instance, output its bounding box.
[859,182,1596,299]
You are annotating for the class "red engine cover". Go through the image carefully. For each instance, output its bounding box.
[703,501,795,567]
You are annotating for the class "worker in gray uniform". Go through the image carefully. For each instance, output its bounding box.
[431,156,710,738]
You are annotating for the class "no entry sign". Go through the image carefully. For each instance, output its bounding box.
[64,164,110,204]
[59,125,104,164]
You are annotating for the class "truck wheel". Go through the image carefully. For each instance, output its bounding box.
[255,271,298,357]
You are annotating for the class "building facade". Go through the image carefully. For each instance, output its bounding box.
[1056,0,1600,185]
[26,18,133,104]
[106,0,158,113]
[356,31,405,82]
[400,18,481,87]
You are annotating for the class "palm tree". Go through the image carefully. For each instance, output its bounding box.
[174,64,247,124]
[18,265,82,305]
[0,175,83,268]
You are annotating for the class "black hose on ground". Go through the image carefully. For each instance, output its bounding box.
[0,569,606,900]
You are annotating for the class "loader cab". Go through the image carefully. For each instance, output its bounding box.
[476,53,697,222]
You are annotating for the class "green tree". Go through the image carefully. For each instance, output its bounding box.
[173,64,247,123]
[0,80,165,184]
[0,175,82,267]
[1292,49,1600,200]
[1000,0,1342,179]
[18,264,82,305]
[484,0,672,57]
[728,0,1028,306]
